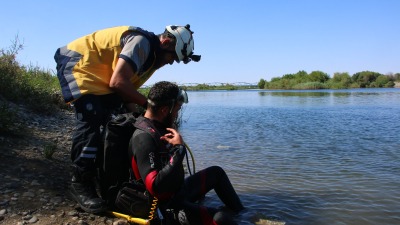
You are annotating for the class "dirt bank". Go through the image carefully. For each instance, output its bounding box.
[0,105,124,225]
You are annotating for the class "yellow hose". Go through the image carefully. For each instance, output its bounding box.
[110,211,149,225]
[148,197,158,220]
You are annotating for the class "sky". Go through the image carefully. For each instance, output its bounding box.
[1,0,399,86]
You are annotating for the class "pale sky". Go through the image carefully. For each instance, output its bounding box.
[1,0,399,86]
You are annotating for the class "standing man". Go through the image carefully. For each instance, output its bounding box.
[54,24,200,213]
[128,81,244,224]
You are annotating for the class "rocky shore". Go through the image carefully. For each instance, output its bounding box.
[0,105,127,225]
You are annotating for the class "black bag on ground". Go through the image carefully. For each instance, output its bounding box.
[114,182,152,218]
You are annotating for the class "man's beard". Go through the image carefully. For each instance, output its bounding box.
[161,113,175,128]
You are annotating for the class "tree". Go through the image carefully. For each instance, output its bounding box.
[294,70,309,83]
[270,77,282,82]
[333,72,350,82]
[282,73,295,80]
[258,79,266,89]
[375,75,389,87]
[332,72,351,88]
[352,71,382,88]
[260,70,399,90]
[309,71,330,82]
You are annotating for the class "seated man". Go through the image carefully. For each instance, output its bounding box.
[129,81,244,224]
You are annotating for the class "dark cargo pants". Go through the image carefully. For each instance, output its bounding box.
[71,94,123,174]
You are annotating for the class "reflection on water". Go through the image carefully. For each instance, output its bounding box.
[180,88,400,225]
[259,91,332,97]
[258,90,383,97]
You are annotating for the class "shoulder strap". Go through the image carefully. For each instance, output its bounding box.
[134,116,163,146]
[130,116,165,182]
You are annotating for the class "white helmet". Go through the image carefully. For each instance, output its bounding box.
[166,24,201,64]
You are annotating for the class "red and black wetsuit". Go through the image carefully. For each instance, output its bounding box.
[130,116,244,225]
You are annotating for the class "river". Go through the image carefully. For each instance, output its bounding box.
[179,88,400,225]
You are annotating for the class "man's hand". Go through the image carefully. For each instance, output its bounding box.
[160,128,184,146]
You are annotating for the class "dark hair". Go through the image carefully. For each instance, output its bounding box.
[148,81,180,111]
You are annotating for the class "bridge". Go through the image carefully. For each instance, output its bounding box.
[142,82,258,88]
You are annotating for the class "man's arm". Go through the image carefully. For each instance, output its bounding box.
[109,58,147,107]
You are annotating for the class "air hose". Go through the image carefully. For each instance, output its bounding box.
[110,211,149,225]
[184,142,196,175]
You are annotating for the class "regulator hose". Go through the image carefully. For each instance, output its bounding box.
[184,142,196,175]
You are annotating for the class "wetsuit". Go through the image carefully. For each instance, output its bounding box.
[130,116,244,225]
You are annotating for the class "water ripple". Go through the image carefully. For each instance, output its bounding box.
[182,89,400,224]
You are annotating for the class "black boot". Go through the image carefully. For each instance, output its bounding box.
[69,170,107,213]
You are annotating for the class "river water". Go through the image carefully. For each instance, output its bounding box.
[178,88,400,225]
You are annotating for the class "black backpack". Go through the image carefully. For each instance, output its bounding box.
[100,113,161,206]
[99,112,138,204]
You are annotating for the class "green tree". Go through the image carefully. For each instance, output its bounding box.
[385,81,395,87]
[261,70,399,90]
[282,73,295,80]
[352,71,382,87]
[293,70,309,83]
[374,75,389,87]
[309,70,330,82]
[258,78,266,89]
[270,77,282,82]
[332,72,350,82]
[330,72,351,88]
[222,83,237,90]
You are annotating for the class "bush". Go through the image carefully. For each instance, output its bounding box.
[18,66,65,112]
[0,39,65,134]
[293,82,327,90]
[0,42,64,114]
[385,81,395,88]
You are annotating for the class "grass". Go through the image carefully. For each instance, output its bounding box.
[0,40,65,134]
[0,59,65,113]
[293,82,328,90]
[43,143,57,159]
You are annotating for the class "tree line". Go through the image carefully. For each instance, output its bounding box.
[258,70,400,90]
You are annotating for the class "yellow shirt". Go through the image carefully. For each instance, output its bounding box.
[54,26,158,103]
